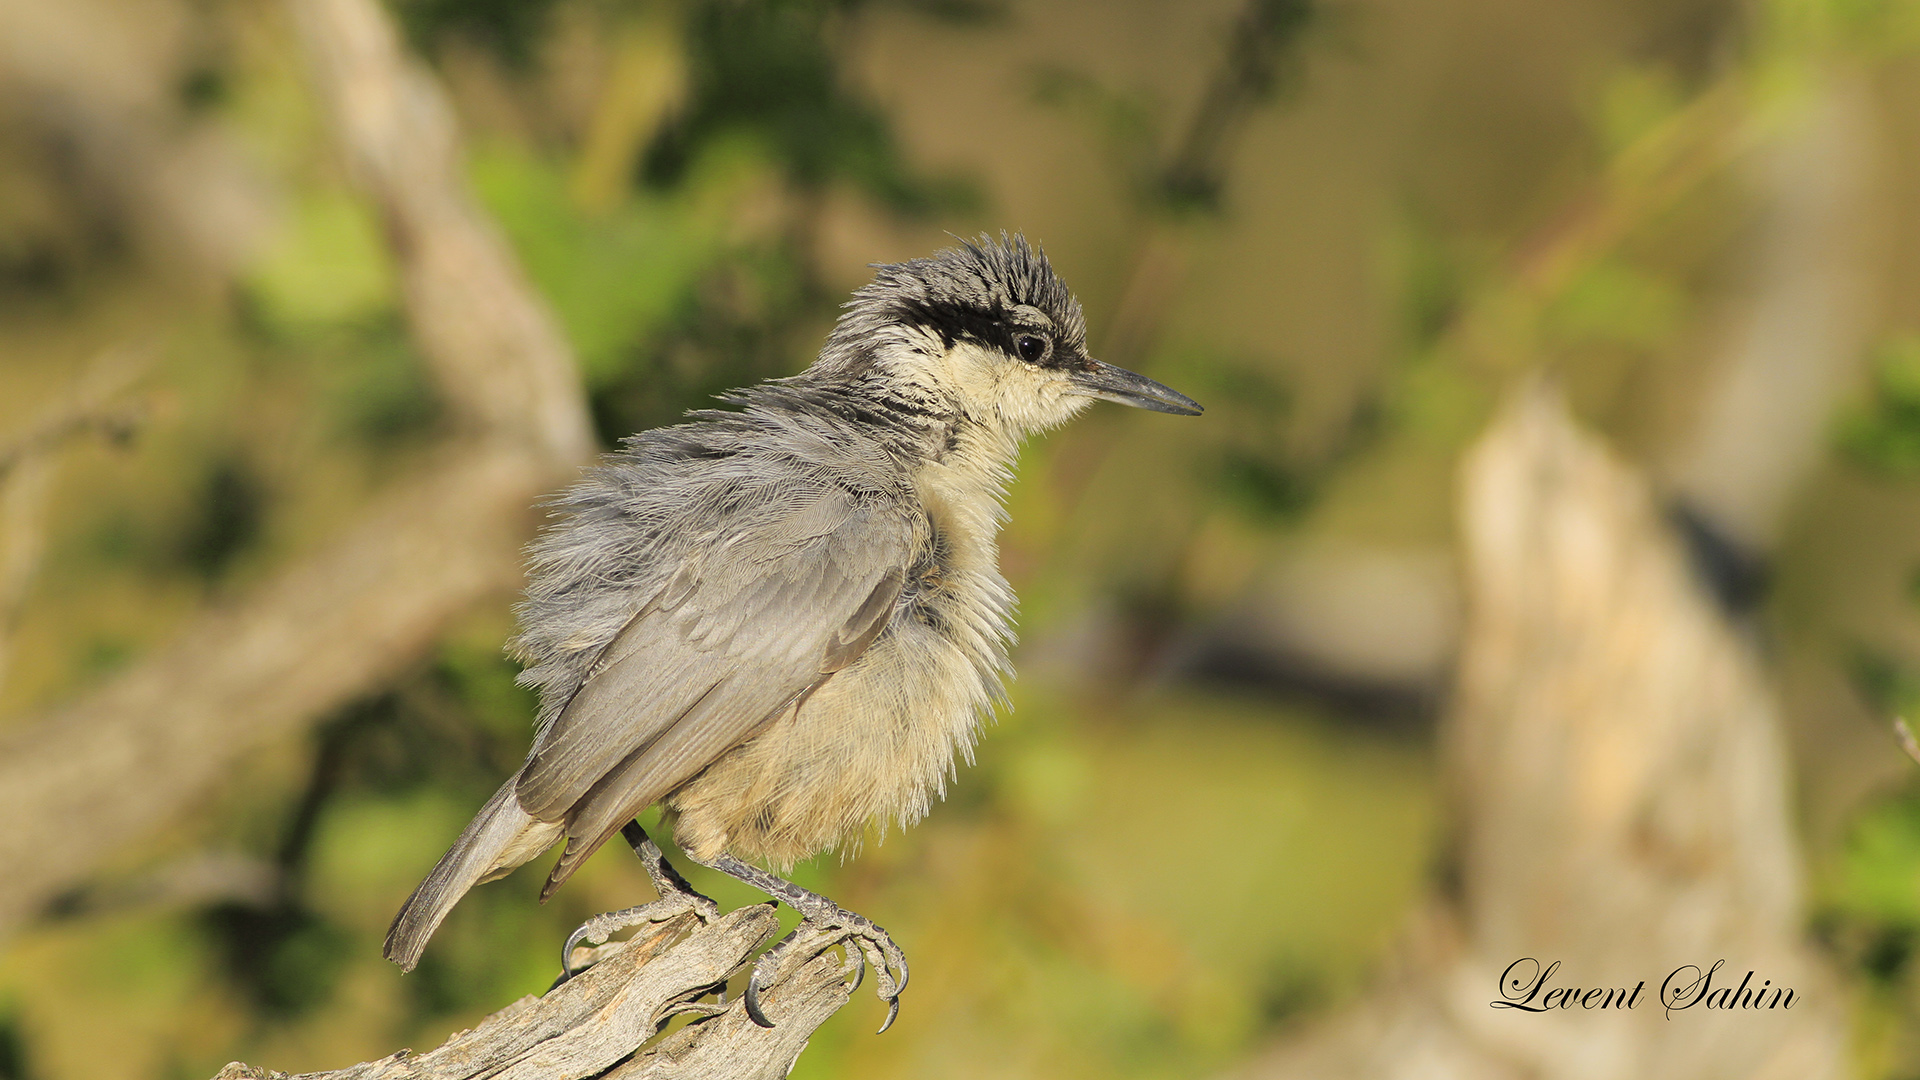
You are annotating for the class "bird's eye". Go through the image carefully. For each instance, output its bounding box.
[1014,334,1049,363]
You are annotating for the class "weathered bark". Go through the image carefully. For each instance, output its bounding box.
[213,906,862,1080]
[1227,386,1847,1080]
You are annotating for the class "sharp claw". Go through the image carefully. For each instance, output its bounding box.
[556,890,716,985]
[558,907,643,978]
[835,930,904,1033]
[853,936,895,1000]
[683,853,910,1036]
[743,974,777,1028]
[558,926,594,980]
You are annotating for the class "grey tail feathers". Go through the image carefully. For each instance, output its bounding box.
[383,773,566,972]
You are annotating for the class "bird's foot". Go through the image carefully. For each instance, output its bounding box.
[745,902,908,1032]
[555,822,719,984]
[699,853,907,1033]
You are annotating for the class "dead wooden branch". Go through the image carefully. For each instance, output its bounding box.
[212,905,861,1080]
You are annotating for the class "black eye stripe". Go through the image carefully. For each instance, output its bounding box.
[890,296,1069,366]
[894,297,1004,351]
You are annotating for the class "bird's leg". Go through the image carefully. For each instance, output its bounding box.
[556,821,721,983]
[688,852,908,1034]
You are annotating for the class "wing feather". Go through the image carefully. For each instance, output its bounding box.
[513,482,914,888]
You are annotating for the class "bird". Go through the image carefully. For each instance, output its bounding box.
[382,233,1201,1031]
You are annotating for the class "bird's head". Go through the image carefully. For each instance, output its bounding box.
[814,234,1202,442]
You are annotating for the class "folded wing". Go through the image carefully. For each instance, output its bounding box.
[515,483,914,896]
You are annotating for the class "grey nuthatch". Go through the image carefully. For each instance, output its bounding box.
[383,234,1201,1030]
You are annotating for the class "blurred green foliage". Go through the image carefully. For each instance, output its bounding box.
[175,458,268,585]
[393,0,566,69]
[0,0,1499,1068]
[1544,257,1685,351]
[0,1001,29,1080]
[1833,791,1920,929]
[648,1,922,206]
[1192,360,1380,526]
[471,146,726,387]
[246,191,395,330]
[1838,335,1920,477]
[1819,783,1920,1070]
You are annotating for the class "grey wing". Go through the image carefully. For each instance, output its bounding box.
[515,488,913,896]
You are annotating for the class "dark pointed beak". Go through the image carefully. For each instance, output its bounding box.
[1069,360,1203,415]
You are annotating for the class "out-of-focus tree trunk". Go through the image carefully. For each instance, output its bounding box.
[1229,384,1847,1080]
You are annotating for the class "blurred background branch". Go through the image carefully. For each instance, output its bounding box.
[0,346,151,693]
[1665,74,1881,575]
[1096,0,1317,373]
[0,0,593,941]
[284,0,594,462]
